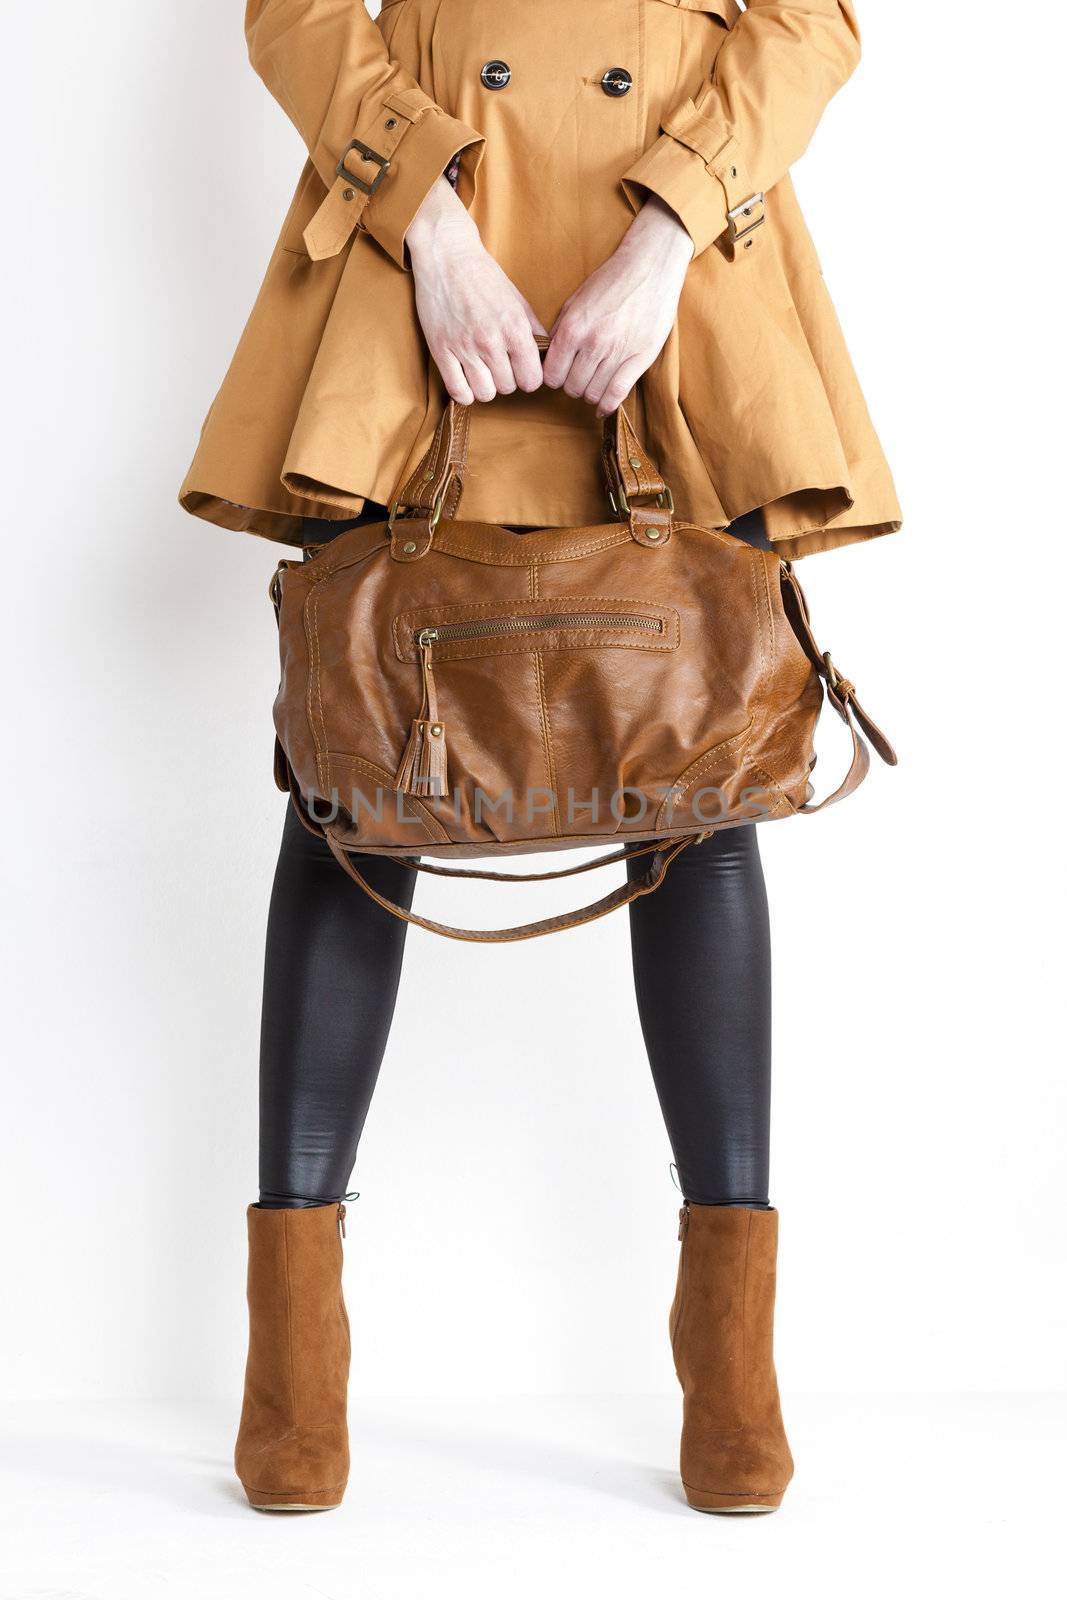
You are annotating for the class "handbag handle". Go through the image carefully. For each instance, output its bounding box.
[387,335,675,560]
[323,828,698,943]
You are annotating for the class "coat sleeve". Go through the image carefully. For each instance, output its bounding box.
[245,0,485,269]
[620,0,861,259]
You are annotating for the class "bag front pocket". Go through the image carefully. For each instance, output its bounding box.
[388,598,680,806]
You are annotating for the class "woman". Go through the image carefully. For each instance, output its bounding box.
[180,0,899,1516]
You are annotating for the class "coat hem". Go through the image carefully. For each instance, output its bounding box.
[178,476,902,558]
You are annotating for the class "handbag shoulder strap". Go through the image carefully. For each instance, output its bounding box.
[323,829,698,943]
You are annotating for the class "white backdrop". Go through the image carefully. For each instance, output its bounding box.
[3,1,1063,1421]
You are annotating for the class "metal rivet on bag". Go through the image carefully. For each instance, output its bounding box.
[646,529,661,540]
[628,455,641,469]
[601,68,633,97]
[430,724,443,737]
[403,541,417,554]
[480,60,511,90]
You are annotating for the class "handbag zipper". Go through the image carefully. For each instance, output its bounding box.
[416,611,663,647]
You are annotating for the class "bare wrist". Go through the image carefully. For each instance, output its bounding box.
[622,194,695,269]
[407,176,477,261]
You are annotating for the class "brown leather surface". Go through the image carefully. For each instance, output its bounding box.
[271,406,895,938]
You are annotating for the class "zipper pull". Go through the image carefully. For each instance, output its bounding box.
[395,630,449,798]
[677,1203,689,1242]
[338,1203,346,1239]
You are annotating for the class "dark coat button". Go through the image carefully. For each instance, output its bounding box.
[601,67,633,97]
[480,60,512,90]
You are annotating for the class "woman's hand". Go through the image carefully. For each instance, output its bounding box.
[543,196,695,418]
[407,178,546,405]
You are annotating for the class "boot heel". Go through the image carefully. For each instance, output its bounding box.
[683,1483,785,1514]
[244,1487,344,1512]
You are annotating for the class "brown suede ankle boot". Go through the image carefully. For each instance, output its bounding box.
[671,1202,794,1514]
[234,1201,351,1511]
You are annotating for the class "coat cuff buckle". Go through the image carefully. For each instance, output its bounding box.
[726,192,765,247]
[336,139,391,196]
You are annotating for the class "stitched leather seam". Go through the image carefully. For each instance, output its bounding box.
[323,754,451,842]
[666,724,752,796]
[395,594,674,619]
[313,588,329,760]
[304,588,327,766]
[761,553,776,660]
[400,409,448,505]
[655,724,753,830]
[677,725,751,792]
[428,531,633,565]
[744,548,772,773]
[748,762,795,814]
[310,540,389,585]
[530,569,561,835]
[749,552,768,681]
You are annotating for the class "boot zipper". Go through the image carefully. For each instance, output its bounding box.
[673,1202,690,1352]
[415,611,663,647]
[338,1204,346,1239]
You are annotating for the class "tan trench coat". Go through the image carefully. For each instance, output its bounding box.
[179,0,901,559]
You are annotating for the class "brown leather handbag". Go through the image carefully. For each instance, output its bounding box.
[270,395,895,942]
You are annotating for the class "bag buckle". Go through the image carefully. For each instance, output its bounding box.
[606,458,674,518]
[388,491,446,536]
[336,139,391,196]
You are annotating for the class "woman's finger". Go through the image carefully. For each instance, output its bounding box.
[542,315,579,391]
[562,341,602,401]
[582,353,617,411]
[507,322,545,394]
[435,349,475,406]
[461,353,498,405]
[480,339,518,397]
[596,353,647,419]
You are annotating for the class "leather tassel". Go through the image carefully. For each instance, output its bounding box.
[395,632,449,798]
[395,717,449,797]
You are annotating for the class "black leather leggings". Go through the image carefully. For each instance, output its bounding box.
[258,508,773,1211]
